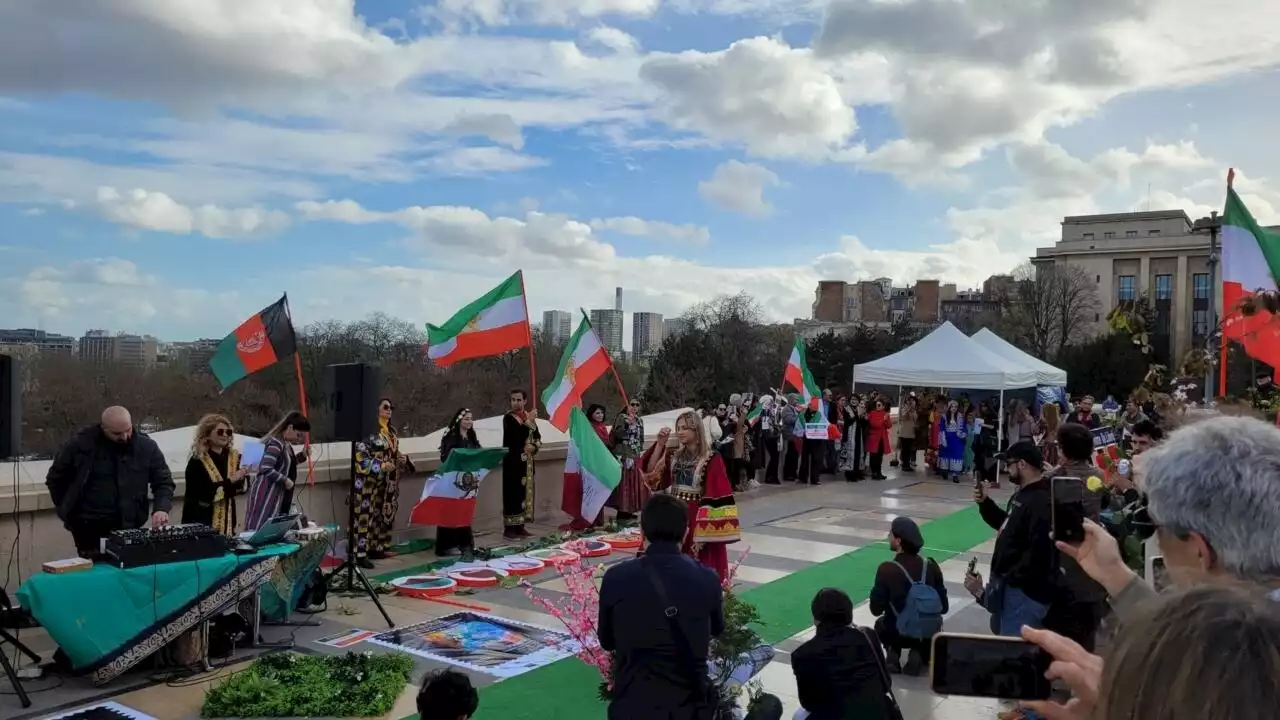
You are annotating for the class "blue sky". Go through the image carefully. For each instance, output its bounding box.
[0,0,1277,348]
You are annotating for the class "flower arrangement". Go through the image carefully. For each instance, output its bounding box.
[521,541,770,709]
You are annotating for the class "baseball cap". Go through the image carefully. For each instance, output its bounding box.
[996,440,1044,468]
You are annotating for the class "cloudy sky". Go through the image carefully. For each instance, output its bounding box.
[1,1,1278,347]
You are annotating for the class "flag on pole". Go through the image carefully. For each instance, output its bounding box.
[1221,176,1280,369]
[426,272,530,367]
[784,338,822,409]
[208,296,297,391]
[745,405,762,426]
[409,447,508,527]
[563,407,622,523]
[542,316,611,432]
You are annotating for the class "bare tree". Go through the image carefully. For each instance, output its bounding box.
[999,262,1100,359]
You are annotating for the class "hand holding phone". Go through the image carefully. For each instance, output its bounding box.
[1051,476,1086,545]
[966,557,978,576]
[931,633,1052,701]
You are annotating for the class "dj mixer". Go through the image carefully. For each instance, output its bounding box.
[104,524,229,569]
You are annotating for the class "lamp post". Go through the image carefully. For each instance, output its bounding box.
[1193,211,1222,400]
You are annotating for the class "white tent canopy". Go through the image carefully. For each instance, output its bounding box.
[852,322,1039,390]
[970,328,1068,387]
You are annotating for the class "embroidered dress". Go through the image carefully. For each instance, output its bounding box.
[938,414,967,475]
[244,437,295,531]
[607,413,649,514]
[639,445,740,581]
[181,447,242,536]
[353,421,401,557]
[502,411,542,527]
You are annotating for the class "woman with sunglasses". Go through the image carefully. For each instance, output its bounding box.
[352,397,414,568]
[608,398,648,522]
[182,413,251,535]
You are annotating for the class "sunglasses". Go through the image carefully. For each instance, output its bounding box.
[214,428,233,438]
[381,404,394,411]
[629,401,640,407]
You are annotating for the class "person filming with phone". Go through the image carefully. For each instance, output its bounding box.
[972,441,1058,636]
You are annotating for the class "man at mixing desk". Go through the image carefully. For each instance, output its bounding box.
[46,406,176,557]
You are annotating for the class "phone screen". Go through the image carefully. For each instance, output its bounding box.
[931,634,1053,700]
[1051,476,1086,545]
[1151,556,1170,592]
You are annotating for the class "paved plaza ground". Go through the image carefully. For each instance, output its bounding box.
[4,468,1010,720]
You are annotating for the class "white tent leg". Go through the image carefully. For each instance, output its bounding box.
[996,389,1005,479]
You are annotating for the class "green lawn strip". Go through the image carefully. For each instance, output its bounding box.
[400,505,993,720]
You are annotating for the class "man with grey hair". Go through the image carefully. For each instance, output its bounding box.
[46,406,175,557]
[1061,415,1280,615]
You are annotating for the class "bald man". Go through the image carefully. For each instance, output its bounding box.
[46,406,176,557]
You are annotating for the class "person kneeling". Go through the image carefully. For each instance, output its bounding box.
[869,517,948,675]
[792,587,899,719]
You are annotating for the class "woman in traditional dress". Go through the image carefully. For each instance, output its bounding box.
[501,389,541,539]
[640,410,740,581]
[244,410,310,532]
[608,398,648,522]
[562,404,610,531]
[962,406,979,478]
[866,398,893,481]
[927,397,944,475]
[937,401,967,483]
[352,397,413,568]
[437,408,479,560]
[1038,402,1062,469]
[182,413,250,535]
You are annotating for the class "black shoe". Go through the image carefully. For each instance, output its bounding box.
[436,547,461,558]
[357,557,375,570]
[885,652,903,674]
[460,548,475,563]
[904,649,924,676]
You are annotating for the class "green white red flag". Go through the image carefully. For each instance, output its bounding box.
[784,338,821,409]
[410,447,508,528]
[562,406,621,523]
[1221,169,1280,371]
[426,272,531,367]
[542,315,611,432]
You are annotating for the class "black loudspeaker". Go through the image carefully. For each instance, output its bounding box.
[324,363,382,442]
[0,354,19,460]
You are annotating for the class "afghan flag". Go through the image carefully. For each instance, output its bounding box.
[209,296,298,391]
[1221,171,1280,370]
[409,447,507,527]
[562,407,621,524]
[784,338,821,409]
[542,315,611,432]
[426,271,531,367]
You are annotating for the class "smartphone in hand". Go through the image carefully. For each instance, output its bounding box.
[1051,476,1086,545]
[930,633,1052,701]
[966,556,978,576]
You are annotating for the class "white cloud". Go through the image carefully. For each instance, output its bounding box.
[96,187,290,239]
[425,0,660,29]
[583,26,640,54]
[699,160,780,216]
[589,216,710,244]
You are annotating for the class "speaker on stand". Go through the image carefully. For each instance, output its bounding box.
[0,353,20,461]
[321,363,394,629]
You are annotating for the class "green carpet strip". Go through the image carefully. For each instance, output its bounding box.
[403,504,994,720]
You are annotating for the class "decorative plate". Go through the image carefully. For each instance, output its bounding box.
[489,557,546,576]
[525,548,581,565]
[597,532,642,549]
[447,567,510,587]
[568,539,613,558]
[389,574,457,599]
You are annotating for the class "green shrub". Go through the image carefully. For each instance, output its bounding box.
[202,651,415,718]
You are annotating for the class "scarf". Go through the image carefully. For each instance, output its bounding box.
[200,447,240,537]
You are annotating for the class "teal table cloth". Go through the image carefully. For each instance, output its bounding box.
[17,543,297,680]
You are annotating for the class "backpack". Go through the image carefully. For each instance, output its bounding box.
[893,560,945,639]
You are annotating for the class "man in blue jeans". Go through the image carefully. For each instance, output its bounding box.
[975,441,1058,636]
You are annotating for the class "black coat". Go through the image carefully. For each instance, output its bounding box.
[46,425,175,529]
[791,625,894,720]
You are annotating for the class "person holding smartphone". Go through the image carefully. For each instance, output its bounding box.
[974,441,1058,636]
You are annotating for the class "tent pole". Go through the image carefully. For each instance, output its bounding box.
[997,389,1005,479]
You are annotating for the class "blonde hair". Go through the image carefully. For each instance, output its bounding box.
[190,413,234,459]
[674,410,710,459]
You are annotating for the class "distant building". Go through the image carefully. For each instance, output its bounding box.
[78,330,159,367]
[169,339,220,370]
[589,309,624,355]
[542,310,573,345]
[662,317,687,341]
[0,328,75,354]
[632,312,663,356]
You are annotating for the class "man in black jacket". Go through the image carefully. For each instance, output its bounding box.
[792,588,896,720]
[1043,424,1108,651]
[869,517,949,675]
[45,406,176,557]
[976,441,1058,636]
[598,493,724,720]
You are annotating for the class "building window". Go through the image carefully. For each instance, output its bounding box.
[1149,229,1161,236]
[1082,232,1095,240]
[1193,273,1210,300]
[1104,231,1116,239]
[1118,275,1136,301]
[1155,274,1172,300]
[1125,230,1138,238]
[1193,309,1210,337]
